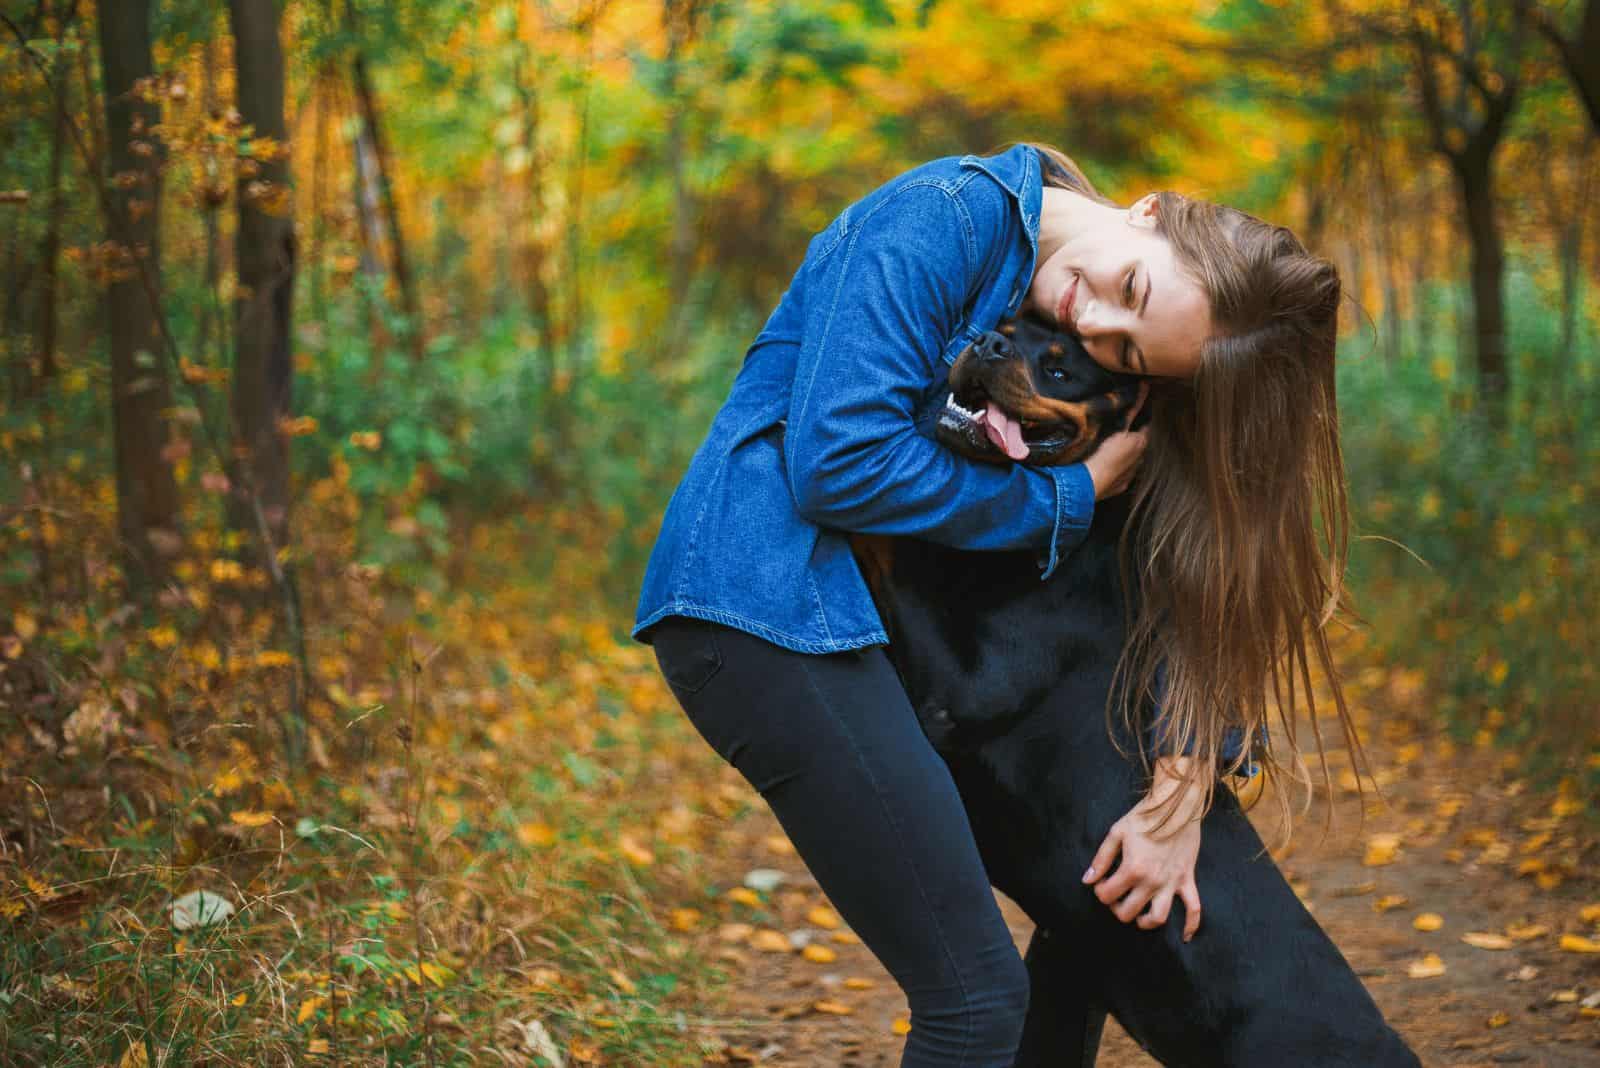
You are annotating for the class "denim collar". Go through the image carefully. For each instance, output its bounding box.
[959,144,1043,248]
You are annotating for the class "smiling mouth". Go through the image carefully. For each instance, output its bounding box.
[939,390,1078,454]
[1055,272,1079,333]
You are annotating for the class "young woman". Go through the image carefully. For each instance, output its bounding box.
[632,142,1352,1066]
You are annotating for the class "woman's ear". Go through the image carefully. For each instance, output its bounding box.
[1127,193,1160,230]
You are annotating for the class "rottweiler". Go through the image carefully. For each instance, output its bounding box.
[852,317,1420,1066]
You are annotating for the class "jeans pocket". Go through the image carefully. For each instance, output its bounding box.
[651,617,725,696]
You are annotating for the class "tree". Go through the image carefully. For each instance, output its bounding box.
[1329,0,1529,425]
[95,0,180,589]
[1518,0,1600,133]
[226,0,295,552]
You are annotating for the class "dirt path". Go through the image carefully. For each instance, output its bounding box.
[684,703,1599,1067]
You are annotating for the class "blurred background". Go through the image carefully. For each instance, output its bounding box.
[0,1,1595,1063]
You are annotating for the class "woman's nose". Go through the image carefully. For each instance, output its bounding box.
[1075,298,1116,336]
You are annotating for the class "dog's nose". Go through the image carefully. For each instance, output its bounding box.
[973,331,1013,362]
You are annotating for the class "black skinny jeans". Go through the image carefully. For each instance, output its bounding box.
[650,615,1030,1067]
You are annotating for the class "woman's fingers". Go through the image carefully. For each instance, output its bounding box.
[1179,876,1203,942]
[1085,428,1149,501]
[1137,884,1176,930]
[1113,881,1158,924]
[1082,826,1122,887]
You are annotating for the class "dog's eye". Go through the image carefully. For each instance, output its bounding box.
[1047,366,1067,381]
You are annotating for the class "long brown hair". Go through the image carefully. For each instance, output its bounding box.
[1029,142,1364,836]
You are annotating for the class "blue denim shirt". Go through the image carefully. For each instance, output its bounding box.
[632,143,1260,775]
[633,145,1096,653]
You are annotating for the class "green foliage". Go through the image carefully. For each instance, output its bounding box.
[1340,262,1599,796]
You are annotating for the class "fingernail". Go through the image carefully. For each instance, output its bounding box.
[1081,866,1096,882]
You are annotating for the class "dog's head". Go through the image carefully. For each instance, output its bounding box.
[936,316,1145,466]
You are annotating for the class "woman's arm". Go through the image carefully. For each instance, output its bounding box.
[783,181,1097,578]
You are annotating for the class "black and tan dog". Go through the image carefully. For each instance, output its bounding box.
[852,317,1419,1066]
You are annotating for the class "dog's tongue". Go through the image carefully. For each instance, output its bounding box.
[981,401,1030,460]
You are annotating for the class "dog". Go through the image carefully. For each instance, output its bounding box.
[851,316,1420,1066]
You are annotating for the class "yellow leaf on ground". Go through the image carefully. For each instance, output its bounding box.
[1363,833,1401,867]
[1412,913,1443,932]
[1536,871,1564,890]
[832,930,862,944]
[807,906,841,930]
[1558,934,1600,953]
[1461,932,1513,950]
[1551,797,1582,818]
[802,944,836,963]
[891,1017,911,1035]
[119,1043,150,1068]
[229,810,275,828]
[618,833,655,866]
[1486,1012,1510,1029]
[608,968,636,995]
[1407,954,1446,979]
[308,1038,331,1054]
[1374,895,1409,913]
[297,995,326,1024]
[1578,903,1600,924]
[1506,923,1548,941]
[717,922,754,942]
[727,887,761,908]
[1552,990,1579,1003]
[750,929,791,953]
[516,822,556,847]
[843,977,877,990]
[670,908,701,931]
[814,1000,854,1015]
[764,834,797,856]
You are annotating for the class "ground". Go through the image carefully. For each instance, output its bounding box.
[677,693,1600,1067]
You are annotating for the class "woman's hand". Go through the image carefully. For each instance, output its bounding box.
[1083,382,1149,500]
[1082,754,1206,941]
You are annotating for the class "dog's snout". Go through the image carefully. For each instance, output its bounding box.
[973,331,1014,362]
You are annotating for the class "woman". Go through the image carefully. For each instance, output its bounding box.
[632,142,1353,1066]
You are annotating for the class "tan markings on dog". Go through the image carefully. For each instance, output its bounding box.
[849,534,897,604]
[998,323,1016,336]
[1048,343,1065,357]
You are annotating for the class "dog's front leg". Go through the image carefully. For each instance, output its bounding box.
[1014,925,1106,1068]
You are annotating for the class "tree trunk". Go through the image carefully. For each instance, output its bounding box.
[1372,188,1402,362]
[226,0,295,552]
[352,51,423,362]
[96,0,180,590]
[34,0,74,393]
[514,43,554,373]
[1451,148,1509,427]
[563,1,597,379]
[1558,136,1595,361]
[196,31,224,375]
[662,0,696,360]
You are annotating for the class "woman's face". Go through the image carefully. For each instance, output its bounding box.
[1025,194,1212,379]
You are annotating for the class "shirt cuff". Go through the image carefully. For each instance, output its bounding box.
[1036,463,1096,579]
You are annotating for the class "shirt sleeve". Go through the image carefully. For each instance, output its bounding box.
[783,181,1095,578]
[1142,661,1266,779]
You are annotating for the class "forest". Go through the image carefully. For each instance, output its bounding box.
[0,0,1596,1064]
